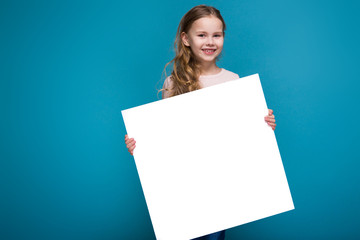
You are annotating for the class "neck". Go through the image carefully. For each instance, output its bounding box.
[199,62,221,76]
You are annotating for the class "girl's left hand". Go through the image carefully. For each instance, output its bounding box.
[264,109,276,130]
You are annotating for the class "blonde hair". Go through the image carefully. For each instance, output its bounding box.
[161,5,226,98]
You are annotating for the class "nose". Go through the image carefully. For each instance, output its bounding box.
[206,36,214,45]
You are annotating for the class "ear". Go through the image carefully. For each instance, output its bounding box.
[181,32,190,46]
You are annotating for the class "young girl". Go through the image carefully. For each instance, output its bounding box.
[125,5,276,240]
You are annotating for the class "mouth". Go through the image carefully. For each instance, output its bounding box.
[202,49,217,55]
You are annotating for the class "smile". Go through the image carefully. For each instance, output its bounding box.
[202,49,216,55]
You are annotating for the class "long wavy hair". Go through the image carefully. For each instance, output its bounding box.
[161,5,226,97]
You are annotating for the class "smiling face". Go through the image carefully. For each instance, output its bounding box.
[181,16,224,66]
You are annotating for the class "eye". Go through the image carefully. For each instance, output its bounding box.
[214,34,222,38]
[198,34,206,37]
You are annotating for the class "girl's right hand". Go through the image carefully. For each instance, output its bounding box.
[125,134,136,155]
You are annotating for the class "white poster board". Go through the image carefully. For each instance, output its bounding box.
[122,74,294,240]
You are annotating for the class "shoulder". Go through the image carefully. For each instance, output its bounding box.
[162,76,174,99]
[199,68,240,88]
[164,75,174,87]
[222,68,240,79]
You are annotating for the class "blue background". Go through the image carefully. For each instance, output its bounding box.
[1,0,359,239]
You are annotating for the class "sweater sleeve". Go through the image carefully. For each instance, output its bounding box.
[162,76,173,99]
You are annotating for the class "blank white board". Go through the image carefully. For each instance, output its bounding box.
[122,74,294,240]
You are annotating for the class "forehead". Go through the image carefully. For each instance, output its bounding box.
[189,16,223,32]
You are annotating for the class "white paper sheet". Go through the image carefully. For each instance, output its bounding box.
[121,74,294,240]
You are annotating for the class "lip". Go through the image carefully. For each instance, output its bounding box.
[202,49,217,55]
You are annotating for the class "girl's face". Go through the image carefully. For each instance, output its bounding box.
[181,16,224,66]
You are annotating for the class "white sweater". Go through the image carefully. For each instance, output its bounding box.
[162,68,239,99]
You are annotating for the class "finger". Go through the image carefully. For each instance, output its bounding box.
[268,123,276,129]
[128,149,133,155]
[129,145,136,155]
[265,117,276,123]
[265,116,275,122]
[125,135,134,141]
[267,122,276,126]
[268,109,273,115]
[125,138,135,145]
[126,140,136,149]
[265,115,275,120]
[129,144,136,152]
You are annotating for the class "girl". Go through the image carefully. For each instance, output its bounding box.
[125,5,276,240]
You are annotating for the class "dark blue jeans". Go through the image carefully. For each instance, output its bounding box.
[191,230,225,240]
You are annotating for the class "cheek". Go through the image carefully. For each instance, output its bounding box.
[216,39,224,48]
[192,39,204,48]
[190,42,204,52]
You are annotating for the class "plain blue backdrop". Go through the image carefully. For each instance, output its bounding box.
[1,0,359,239]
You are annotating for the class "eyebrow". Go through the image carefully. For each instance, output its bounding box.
[195,31,223,34]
